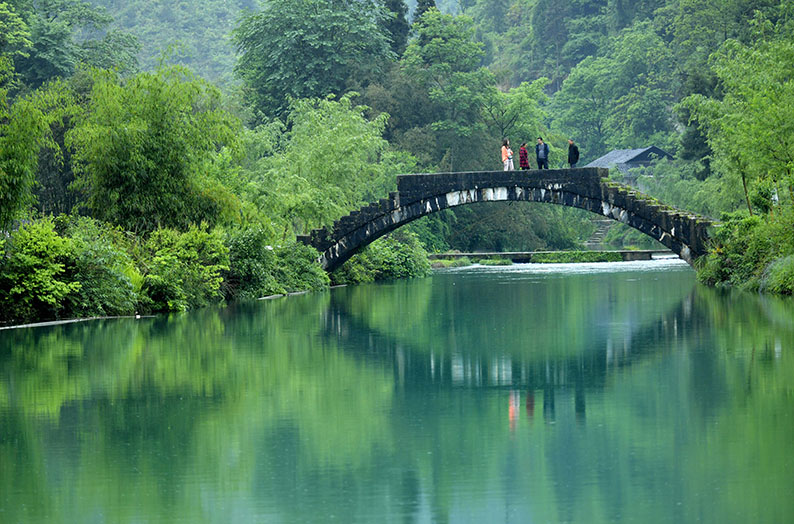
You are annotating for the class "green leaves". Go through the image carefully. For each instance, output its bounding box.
[11,0,138,88]
[243,93,415,236]
[142,225,230,312]
[401,9,493,170]
[683,28,794,214]
[552,22,676,157]
[0,68,78,229]
[481,78,549,144]
[332,230,431,285]
[234,0,393,120]
[0,217,81,323]
[67,66,242,233]
[0,2,32,58]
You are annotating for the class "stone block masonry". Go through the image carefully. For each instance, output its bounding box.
[298,168,716,272]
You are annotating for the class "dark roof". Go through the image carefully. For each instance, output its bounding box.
[584,146,672,173]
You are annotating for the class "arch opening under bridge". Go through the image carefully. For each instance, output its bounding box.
[298,168,715,272]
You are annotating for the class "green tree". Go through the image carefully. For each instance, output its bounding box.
[0,1,32,59]
[12,0,139,88]
[382,0,411,56]
[480,77,549,144]
[0,64,75,229]
[90,0,243,85]
[234,0,393,120]
[414,0,436,22]
[683,32,794,213]
[0,217,81,322]
[242,93,417,236]
[141,225,230,312]
[552,22,676,158]
[67,66,242,233]
[550,55,613,157]
[402,9,493,170]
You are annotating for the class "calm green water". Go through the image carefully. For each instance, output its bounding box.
[2,259,794,523]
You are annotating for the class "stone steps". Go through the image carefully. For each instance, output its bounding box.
[584,219,614,249]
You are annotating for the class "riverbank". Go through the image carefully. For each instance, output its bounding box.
[429,250,672,267]
[429,250,686,268]
[4,209,792,328]
[697,210,794,295]
[0,215,429,327]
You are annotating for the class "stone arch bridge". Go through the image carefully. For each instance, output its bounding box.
[298,168,715,272]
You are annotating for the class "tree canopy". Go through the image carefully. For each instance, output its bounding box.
[234,0,393,120]
[67,66,242,233]
[2,0,794,301]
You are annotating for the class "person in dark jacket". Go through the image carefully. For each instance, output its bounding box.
[567,139,580,168]
[519,142,530,170]
[535,137,549,169]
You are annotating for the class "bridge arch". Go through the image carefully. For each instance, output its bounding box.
[299,168,714,272]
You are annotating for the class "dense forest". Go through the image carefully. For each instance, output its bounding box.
[2,0,793,324]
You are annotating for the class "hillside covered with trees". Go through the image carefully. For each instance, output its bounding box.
[2,0,793,324]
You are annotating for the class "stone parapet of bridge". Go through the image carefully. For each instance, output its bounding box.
[298,168,716,272]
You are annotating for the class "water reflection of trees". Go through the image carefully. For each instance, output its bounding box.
[323,271,794,522]
[326,269,702,392]
[0,294,399,522]
[1,272,793,523]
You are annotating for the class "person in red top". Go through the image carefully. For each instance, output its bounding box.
[519,142,530,170]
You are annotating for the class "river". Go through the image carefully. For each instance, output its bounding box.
[1,259,793,523]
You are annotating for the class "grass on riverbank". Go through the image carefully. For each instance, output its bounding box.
[531,251,623,263]
[696,209,794,295]
[431,251,625,267]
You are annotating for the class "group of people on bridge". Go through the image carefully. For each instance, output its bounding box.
[501,138,579,171]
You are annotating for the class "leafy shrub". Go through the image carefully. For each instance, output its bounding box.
[141,225,230,312]
[271,242,330,293]
[372,230,431,280]
[761,255,794,295]
[223,225,282,299]
[0,218,81,323]
[56,216,140,317]
[749,178,775,215]
[330,246,379,285]
[332,231,431,284]
[697,209,794,292]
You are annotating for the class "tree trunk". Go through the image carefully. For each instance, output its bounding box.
[741,170,753,216]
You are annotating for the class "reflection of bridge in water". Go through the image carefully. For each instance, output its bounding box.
[299,169,716,271]
[323,290,701,421]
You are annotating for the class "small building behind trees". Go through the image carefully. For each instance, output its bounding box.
[584,146,673,186]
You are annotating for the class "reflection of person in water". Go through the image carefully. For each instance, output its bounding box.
[575,373,586,424]
[543,386,555,422]
[526,391,535,419]
[509,390,520,432]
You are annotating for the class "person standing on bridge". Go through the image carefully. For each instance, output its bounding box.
[567,139,580,168]
[501,139,514,171]
[535,137,549,169]
[519,142,530,170]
